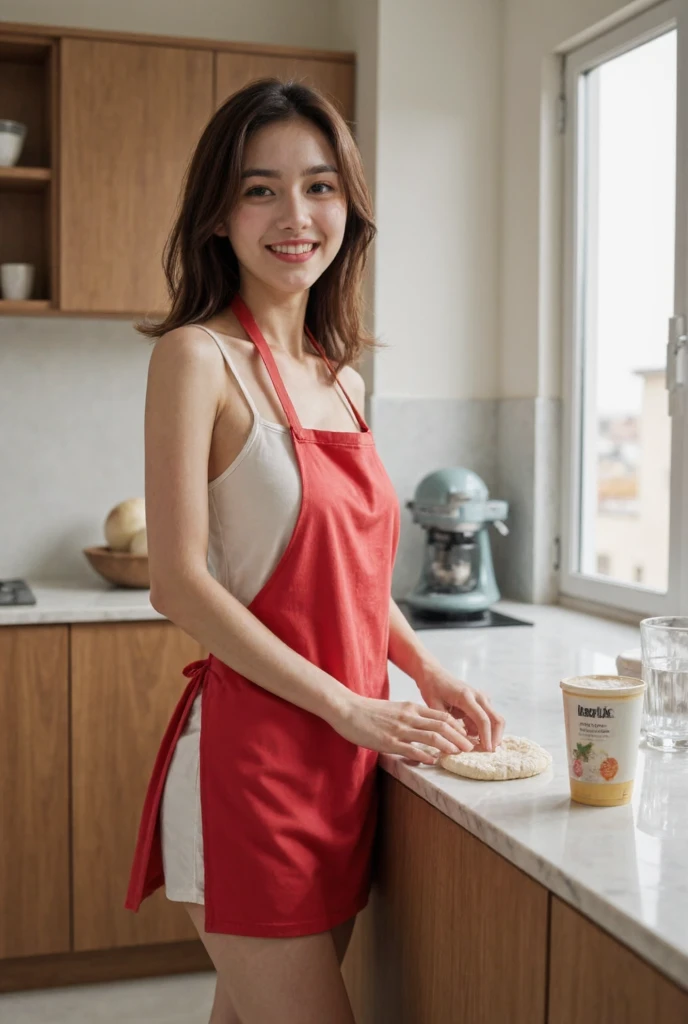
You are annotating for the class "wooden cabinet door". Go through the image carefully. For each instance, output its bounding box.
[71,621,204,950]
[342,773,549,1024]
[549,897,688,1023]
[59,39,213,313]
[0,626,70,959]
[215,53,355,124]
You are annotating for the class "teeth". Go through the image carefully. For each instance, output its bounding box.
[269,243,316,254]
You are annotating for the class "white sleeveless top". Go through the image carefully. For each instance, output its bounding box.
[159,324,360,904]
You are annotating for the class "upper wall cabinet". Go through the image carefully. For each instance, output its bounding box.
[215,53,355,125]
[0,21,355,317]
[59,40,213,314]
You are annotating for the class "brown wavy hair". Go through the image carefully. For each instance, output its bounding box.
[137,77,383,369]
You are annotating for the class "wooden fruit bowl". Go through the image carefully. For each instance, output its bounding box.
[83,546,150,589]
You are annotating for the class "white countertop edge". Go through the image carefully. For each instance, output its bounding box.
[3,605,165,625]
[379,753,688,992]
[0,580,164,625]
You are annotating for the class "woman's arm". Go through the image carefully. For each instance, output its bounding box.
[387,595,443,680]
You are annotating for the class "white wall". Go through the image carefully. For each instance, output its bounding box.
[372,0,503,400]
[500,0,659,399]
[0,0,340,49]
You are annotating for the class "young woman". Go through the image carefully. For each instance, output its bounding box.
[125,79,505,1024]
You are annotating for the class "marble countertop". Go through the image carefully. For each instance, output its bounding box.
[381,600,688,991]
[3,581,686,989]
[0,579,163,625]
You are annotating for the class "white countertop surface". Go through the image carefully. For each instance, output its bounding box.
[0,578,163,625]
[3,581,686,989]
[381,600,688,991]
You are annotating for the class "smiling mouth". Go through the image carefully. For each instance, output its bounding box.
[265,242,320,262]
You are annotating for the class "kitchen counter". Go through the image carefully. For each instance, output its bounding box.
[381,600,688,991]
[0,579,163,625]
[3,582,686,991]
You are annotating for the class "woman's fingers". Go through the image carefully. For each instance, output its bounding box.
[406,726,474,754]
[459,695,493,751]
[476,693,506,748]
[399,743,438,765]
[415,707,474,750]
[398,695,505,761]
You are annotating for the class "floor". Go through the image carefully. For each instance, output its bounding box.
[0,971,217,1023]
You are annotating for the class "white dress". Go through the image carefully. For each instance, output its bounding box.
[159,324,357,903]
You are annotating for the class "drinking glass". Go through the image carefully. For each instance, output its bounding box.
[640,617,688,752]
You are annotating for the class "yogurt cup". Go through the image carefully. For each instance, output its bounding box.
[560,675,646,806]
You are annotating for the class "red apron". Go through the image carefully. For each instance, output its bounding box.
[125,294,400,936]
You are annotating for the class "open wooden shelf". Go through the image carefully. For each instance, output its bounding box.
[0,165,51,190]
[0,299,51,314]
[0,33,55,307]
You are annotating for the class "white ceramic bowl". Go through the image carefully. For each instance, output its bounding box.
[0,120,27,167]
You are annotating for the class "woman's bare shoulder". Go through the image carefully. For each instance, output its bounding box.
[149,323,225,370]
[337,364,366,414]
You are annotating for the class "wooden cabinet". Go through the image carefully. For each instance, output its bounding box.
[215,52,355,123]
[549,897,688,1024]
[0,625,70,959]
[70,621,204,950]
[59,39,213,313]
[344,779,688,1023]
[0,20,356,316]
[343,773,549,1024]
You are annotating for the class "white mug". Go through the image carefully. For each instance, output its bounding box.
[0,263,35,301]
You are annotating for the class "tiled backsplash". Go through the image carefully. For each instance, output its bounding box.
[1,319,561,603]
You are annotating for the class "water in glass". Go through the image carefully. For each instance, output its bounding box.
[641,617,688,752]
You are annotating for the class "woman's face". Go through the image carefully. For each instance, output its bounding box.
[224,117,348,296]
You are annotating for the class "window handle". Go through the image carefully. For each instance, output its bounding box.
[667,314,687,417]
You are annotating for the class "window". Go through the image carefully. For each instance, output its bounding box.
[596,553,611,576]
[561,1,688,615]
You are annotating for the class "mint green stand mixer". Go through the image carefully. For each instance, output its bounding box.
[405,467,509,616]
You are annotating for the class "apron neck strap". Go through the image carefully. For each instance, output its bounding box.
[231,293,369,436]
[231,293,305,437]
[303,327,369,433]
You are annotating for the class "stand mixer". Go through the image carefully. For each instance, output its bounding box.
[405,467,509,616]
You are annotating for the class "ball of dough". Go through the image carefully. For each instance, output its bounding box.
[419,735,552,780]
[104,498,146,551]
[128,527,148,556]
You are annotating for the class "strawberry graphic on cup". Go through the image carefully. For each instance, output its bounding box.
[572,741,593,778]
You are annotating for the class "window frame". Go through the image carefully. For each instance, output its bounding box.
[560,0,688,616]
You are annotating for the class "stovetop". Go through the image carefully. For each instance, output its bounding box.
[0,579,37,606]
[396,600,532,630]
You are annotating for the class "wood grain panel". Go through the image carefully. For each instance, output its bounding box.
[59,39,213,313]
[215,52,355,124]
[71,621,204,950]
[343,772,549,1024]
[549,897,688,1023]
[0,940,211,994]
[0,625,69,959]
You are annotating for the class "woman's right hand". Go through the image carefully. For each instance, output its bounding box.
[330,693,475,764]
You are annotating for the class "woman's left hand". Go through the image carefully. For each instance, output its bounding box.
[416,661,506,753]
